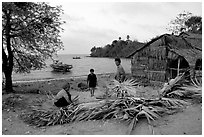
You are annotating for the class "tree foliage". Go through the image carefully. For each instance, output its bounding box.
[185,16,202,34]
[90,40,144,58]
[2,2,65,73]
[2,2,65,92]
[167,11,202,34]
[167,11,192,35]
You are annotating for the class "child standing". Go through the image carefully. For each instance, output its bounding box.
[87,69,97,97]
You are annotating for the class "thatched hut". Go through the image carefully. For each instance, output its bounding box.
[127,33,202,83]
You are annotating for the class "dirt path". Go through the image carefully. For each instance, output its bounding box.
[153,103,202,135]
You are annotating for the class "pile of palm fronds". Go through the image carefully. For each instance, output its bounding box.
[20,74,201,134]
[20,102,78,127]
[160,73,202,102]
[111,79,143,98]
[165,85,202,101]
[160,73,185,97]
[20,90,187,134]
[190,74,202,87]
[20,95,187,132]
[20,95,80,127]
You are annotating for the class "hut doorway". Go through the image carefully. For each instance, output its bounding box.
[167,57,189,79]
[195,59,202,84]
[195,59,202,71]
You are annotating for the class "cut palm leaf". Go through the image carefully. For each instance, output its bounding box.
[126,116,138,135]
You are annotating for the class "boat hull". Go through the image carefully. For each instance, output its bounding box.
[50,64,73,72]
[73,57,81,59]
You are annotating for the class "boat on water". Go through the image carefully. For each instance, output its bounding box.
[50,60,73,72]
[73,56,81,59]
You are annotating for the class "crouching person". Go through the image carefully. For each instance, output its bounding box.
[54,83,72,108]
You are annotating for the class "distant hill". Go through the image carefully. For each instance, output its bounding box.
[90,40,144,58]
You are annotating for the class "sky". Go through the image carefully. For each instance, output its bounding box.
[49,1,202,54]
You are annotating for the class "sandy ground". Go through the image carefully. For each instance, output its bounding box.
[2,74,202,135]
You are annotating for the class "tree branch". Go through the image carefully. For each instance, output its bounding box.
[12,53,27,71]
[10,26,23,32]
[2,46,8,73]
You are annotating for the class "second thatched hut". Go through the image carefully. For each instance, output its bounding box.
[127,32,202,83]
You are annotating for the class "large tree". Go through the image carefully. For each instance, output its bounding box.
[2,2,65,93]
[167,11,192,35]
[167,11,202,35]
[185,16,202,34]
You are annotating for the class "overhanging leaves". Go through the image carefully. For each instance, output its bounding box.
[2,2,65,73]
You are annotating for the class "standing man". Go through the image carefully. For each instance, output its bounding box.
[114,58,126,83]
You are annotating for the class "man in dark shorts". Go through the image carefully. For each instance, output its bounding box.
[87,69,97,97]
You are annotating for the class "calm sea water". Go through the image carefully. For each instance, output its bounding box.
[12,54,131,81]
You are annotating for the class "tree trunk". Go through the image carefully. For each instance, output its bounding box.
[4,70,13,93]
[2,45,14,93]
[3,9,14,93]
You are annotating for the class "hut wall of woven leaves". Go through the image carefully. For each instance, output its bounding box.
[130,33,202,83]
[131,37,168,82]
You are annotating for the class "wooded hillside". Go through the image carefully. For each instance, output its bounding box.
[90,40,144,58]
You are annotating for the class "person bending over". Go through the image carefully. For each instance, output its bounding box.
[54,83,72,107]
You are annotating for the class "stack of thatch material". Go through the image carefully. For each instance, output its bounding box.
[161,73,202,102]
[20,75,201,134]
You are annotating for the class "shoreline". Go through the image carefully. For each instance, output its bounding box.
[12,73,116,84]
[9,72,132,95]
[87,55,131,59]
[10,73,117,95]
